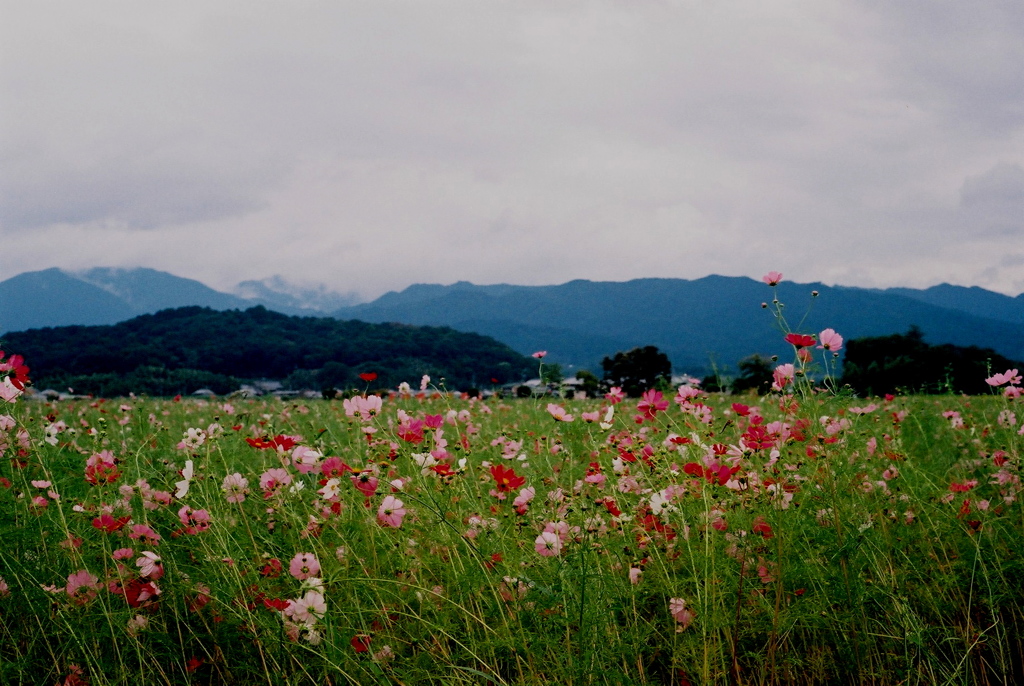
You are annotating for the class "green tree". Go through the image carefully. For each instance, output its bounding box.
[575,369,602,397]
[731,354,774,395]
[601,346,672,397]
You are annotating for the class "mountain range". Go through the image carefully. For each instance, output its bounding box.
[3,267,1023,375]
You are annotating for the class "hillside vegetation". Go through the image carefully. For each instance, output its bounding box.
[1,306,533,395]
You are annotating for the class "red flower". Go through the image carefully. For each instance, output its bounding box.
[245,434,297,451]
[359,372,378,382]
[351,634,372,653]
[784,333,816,348]
[490,464,526,493]
[752,516,774,539]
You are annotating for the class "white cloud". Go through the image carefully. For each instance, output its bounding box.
[1,0,1022,296]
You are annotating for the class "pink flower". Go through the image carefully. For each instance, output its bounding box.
[289,552,321,580]
[817,328,843,352]
[377,495,407,528]
[221,473,249,503]
[772,364,795,391]
[112,547,134,560]
[342,394,383,421]
[531,351,547,359]
[762,271,783,286]
[605,387,625,404]
[65,569,100,604]
[291,446,323,474]
[669,597,695,630]
[128,524,161,545]
[260,468,292,497]
[136,551,164,579]
[177,506,211,534]
[546,403,574,422]
[534,531,562,556]
[285,590,327,626]
[986,369,1021,387]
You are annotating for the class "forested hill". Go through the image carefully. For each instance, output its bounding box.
[1,306,534,395]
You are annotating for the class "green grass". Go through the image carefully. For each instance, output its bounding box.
[1,387,1021,685]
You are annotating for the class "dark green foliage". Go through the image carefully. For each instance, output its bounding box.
[601,346,672,397]
[4,306,533,396]
[575,369,602,396]
[731,354,775,395]
[840,326,1023,395]
[53,366,238,397]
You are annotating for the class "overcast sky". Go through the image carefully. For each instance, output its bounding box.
[2,0,1022,300]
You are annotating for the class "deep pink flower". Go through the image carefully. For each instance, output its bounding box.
[92,513,131,533]
[605,387,625,404]
[637,389,668,419]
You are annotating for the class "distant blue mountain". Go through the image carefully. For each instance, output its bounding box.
[0,268,137,330]
[74,267,251,313]
[332,276,1024,374]
[881,284,1024,326]
[4,268,1023,376]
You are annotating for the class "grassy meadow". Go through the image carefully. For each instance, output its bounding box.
[1,367,1023,685]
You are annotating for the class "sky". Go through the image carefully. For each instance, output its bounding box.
[2,0,1023,301]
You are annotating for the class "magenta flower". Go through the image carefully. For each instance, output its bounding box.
[377,495,407,527]
[289,552,321,580]
[762,271,783,286]
[817,328,843,352]
[637,389,668,419]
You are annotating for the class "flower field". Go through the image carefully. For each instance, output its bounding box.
[2,278,1023,685]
